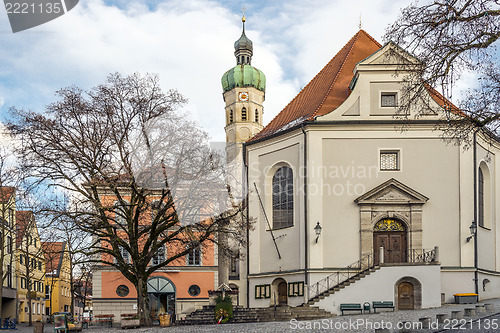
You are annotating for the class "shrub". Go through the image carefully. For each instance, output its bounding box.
[214,295,233,324]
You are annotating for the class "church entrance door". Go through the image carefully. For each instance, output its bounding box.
[398,282,414,310]
[278,281,288,305]
[373,219,407,264]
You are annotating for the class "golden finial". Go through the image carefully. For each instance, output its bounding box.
[242,6,246,22]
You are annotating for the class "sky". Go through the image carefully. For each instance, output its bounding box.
[0,0,473,142]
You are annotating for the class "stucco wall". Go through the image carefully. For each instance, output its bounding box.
[315,265,441,315]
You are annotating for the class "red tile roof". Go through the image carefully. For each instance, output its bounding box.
[249,30,463,142]
[15,210,34,246]
[42,241,65,276]
[0,187,15,203]
[250,30,382,141]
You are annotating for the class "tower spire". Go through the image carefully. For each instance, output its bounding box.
[234,10,252,65]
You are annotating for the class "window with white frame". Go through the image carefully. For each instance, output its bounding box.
[381,92,397,107]
[187,246,201,266]
[380,151,400,171]
[152,245,166,266]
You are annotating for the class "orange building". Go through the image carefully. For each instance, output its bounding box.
[92,192,217,322]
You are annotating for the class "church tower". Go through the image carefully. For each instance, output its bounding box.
[221,15,265,180]
[218,16,265,303]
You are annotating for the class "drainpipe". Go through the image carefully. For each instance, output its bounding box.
[473,131,479,294]
[243,142,250,308]
[301,125,309,289]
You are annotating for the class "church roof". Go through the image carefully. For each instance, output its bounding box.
[249,30,382,142]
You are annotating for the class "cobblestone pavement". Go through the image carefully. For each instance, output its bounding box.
[15,298,500,333]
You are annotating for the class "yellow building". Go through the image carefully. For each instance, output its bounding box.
[0,187,17,321]
[42,242,72,316]
[15,211,45,323]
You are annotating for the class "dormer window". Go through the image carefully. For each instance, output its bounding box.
[381,92,397,107]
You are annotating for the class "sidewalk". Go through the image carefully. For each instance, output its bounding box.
[13,298,500,332]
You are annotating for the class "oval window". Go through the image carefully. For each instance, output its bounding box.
[188,285,201,297]
[116,285,130,297]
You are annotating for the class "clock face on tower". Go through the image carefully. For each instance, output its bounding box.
[238,92,249,101]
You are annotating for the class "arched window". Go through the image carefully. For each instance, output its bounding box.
[255,109,259,123]
[272,166,294,229]
[229,110,233,123]
[241,107,247,121]
[479,168,484,227]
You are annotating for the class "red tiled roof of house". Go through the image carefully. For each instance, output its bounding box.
[0,187,15,203]
[42,241,65,276]
[249,30,464,142]
[15,210,33,246]
[250,30,382,141]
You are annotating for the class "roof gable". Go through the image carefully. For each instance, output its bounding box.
[249,30,382,141]
[355,178,429,205]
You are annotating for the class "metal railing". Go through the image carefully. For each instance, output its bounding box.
[308,247,437,302]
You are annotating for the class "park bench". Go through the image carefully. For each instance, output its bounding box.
[339,303,362,315]
[94,314,114,327]
[372,301,395,313]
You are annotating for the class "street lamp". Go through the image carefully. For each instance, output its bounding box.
[466,221,477,243]
[314,222,322,243]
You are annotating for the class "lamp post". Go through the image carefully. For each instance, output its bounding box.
[314,222,322,243]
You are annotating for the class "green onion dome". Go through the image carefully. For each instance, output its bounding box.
[221,65,266,92]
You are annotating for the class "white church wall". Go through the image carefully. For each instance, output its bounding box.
[441,269,475,303]
[478,271,500,301]
[315,132,461,268]
[247,130,305,276]
[248,272,306,308]
[315,265,441,315]
[476,142,497,272]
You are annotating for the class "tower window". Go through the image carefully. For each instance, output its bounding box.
[255,109,259,123]
[241,107,247,121]
[229,110,233,123]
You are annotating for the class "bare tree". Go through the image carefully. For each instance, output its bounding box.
[9,73,247,325]
[385,0,500,143]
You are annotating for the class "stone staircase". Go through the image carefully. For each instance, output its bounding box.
[304,265,380,306]
[178,305,333,325]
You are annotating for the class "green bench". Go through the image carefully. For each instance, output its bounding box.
[372,301,395,312]
[339,303,362,315]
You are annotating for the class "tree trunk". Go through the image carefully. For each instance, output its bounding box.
[69,261,75,316]
[137,277,151,326]
[27,292,32,326]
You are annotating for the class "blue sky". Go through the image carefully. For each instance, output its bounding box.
[0,0,478,141]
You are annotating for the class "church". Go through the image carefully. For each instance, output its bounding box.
[222,18,500,315]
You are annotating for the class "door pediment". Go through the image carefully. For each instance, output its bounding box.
[355,178,428,205]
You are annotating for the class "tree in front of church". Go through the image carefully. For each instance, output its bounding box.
[385,0,500,143]
[9,73,247,325]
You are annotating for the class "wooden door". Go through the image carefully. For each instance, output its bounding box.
[374,232,407,264]
[278,282,287,305]
[398,282,414,310]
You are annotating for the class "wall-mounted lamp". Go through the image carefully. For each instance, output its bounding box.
[314,222,322,243]
[466,221,477,243]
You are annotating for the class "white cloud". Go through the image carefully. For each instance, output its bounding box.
[0,0,478,142]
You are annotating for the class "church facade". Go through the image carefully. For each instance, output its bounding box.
[222,27,500,315]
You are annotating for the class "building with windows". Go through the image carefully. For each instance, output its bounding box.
[15,211,45,323]
[43,242,72,316]
[91,191,217,322]
[224,27,500,315]
[0,187,17,321]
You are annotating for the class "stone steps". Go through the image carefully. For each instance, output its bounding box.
[178,305,333,325]
[306,266,380,306]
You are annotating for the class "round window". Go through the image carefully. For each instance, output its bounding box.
[188,285,201,297]
[116,285,130,297]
